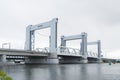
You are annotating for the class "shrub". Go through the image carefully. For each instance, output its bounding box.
[0,70,12,80]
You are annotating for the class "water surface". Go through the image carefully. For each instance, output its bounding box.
[0,63,120,80]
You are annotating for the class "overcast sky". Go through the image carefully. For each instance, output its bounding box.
[0,0,120,58]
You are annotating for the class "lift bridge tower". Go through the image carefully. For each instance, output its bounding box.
[61,32,88,63]
[24,18,58,64]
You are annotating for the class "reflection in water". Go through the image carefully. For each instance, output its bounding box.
[80,64,88,80]
[0,64,120,80]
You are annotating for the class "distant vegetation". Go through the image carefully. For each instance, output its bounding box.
[0,70,12,80]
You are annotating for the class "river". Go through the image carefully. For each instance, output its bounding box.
[0,63,120,80]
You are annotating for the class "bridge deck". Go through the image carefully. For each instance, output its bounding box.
[0,49,48,57]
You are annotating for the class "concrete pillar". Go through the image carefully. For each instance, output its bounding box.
[60,36,66,53]
[31,30,35,51]
[97,40,102,63]
[2,55,7,62]
[61,36,66,47]
[50,18,58,53]
[80,32,88,63]
[24,25,32,51]
[49,18,59,64]
[80,43,82,55]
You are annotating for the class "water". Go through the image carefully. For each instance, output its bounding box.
[0,63,120,80]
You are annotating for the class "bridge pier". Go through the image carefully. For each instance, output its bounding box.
[80,59,88,63]
[80,32,88,63]
[46,53,59,64]
[25,53,59,64]
[0,54,13,65]
[97,59,102,63]
[97,40,102,63]
[2,55,7,62]
[59,56,81,64]
[0,55,7,62]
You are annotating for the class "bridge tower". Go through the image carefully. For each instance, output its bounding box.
[97,40,102,63]
[24,18,58,64]
[87,40,102,63]
[60,32,88,63]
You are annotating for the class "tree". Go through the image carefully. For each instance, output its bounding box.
[0,70,12,80]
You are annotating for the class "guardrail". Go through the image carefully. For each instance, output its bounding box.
[35,47,49,53]
[34,46,98,58]
[57,46,81,56]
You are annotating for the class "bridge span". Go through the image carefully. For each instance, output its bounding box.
[0,47,105,64]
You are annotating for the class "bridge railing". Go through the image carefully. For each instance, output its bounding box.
[35,47,49,53]
[35,47,98,58]
[87,51,98,58]
[6,56,26,59]
[57,46,81,56]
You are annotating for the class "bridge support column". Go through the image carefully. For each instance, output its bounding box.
[80,59,88,63]
[49,18,59,64]
[60,36,66,53]
[97,59,102,63]
[97,40,102,63]
[25,53,58,64]
[0,55,7,62]
[80,32,88,63]
[61,36,66,47]
[47,53,58,64]
[48,36,58,64]
[2,55,7,62]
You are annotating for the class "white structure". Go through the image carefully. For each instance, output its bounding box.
[24,18,58,64]
[60,32,88,63]
[25,18,58,52]
[87,40,102,63]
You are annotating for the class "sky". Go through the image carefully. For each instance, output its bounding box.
[0,0,120,59]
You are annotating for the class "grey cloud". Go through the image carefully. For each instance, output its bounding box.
[55,0,120,26]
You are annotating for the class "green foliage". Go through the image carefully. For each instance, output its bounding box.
[0,70,12,80]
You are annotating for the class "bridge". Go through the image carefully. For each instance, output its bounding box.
[0,46,115,64]
[0,47,100,64]
[0,18,114,64]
